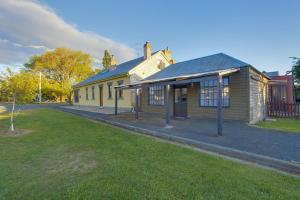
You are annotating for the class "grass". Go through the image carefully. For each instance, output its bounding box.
[256,118,300,133]
[0,109,299,200]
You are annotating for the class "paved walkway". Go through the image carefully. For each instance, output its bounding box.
[64,105,132,114]
[58,106,300,174]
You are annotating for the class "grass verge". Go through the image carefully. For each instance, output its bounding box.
[256,118,300,133]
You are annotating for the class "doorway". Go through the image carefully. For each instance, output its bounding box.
[99,85,103,107]
[174,86,187,118]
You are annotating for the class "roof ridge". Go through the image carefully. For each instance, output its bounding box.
[170,52,248,66]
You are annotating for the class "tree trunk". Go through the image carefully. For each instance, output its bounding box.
[9,93,16,132]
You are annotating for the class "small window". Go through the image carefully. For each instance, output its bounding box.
[149,85,165,105]
[74,89,79,103]
[107,82,112,99]
[85,87,89,100]
[199,77,229,107]
[91,86,95,100]
[117,80,124,98]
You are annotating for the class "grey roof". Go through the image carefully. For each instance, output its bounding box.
[76,52,162,87]
[76,51,162,87]
[145,53,250,81]
[75,56,144,87]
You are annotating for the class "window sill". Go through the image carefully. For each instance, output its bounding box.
[199,106,230,108]
[149,104,165,106]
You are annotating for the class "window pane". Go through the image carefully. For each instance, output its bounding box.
[223,77,229,86]
[199,79,230,107]
[148,85,165,105]
[200,99,205,106]
[214,99,218,106]
[223,86,229,93]
[204,100,209,106]
[213,80,217,86]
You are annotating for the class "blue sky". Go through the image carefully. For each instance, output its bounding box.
[1,0,299,74]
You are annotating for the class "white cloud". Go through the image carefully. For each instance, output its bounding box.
[0,0,136,69]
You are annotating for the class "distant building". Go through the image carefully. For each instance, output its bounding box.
[264,71,295,104]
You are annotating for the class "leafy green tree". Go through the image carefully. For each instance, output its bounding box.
[291,57,300,99]
[292,57,300,83]
[102,50,111,69]
[24,48,94,102]
[0,68,38,103]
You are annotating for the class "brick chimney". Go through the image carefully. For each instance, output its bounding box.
[144,41,152,60]
[162,47,175,64]
[110,55,116,66]
[108,55,117,71]
[162,47,171,60]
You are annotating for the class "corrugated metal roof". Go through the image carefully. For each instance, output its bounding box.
[75,56,144,87]
[145,53,250,81]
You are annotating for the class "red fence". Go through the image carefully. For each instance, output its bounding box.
[268,102,300,117]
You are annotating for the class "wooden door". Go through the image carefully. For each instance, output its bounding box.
[174,87,187,118]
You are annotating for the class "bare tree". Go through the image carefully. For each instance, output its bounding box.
[9,93,16,132]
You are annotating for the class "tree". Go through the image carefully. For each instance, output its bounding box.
[291,57,300,99]
[0,68,39,103]
[102,50,111,69]
[24,48,94,102]
[292,57,300,83]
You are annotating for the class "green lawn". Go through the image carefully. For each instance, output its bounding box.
[256,118,300,133]
[0,109,299,199]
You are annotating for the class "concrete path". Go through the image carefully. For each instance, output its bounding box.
[64,105,132,114]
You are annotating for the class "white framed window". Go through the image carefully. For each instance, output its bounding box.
[91,86,95,100]
[85,87,89,100]
[107,82,112,99]
[117,80,124,98]
[199,77,229,107]
[149,85,165,105]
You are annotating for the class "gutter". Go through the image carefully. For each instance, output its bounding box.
[139,68,240,85]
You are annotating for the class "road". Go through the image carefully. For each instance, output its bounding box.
[0,103,69,113]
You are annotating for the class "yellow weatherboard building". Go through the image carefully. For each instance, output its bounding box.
[73,42,174,109]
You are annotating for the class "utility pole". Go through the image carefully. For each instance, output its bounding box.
[39,71,42,104]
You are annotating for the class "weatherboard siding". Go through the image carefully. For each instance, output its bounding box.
[187,67,250,121]
[141,85,174,114]
[249,67,268,124]
[140,67,255,122]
